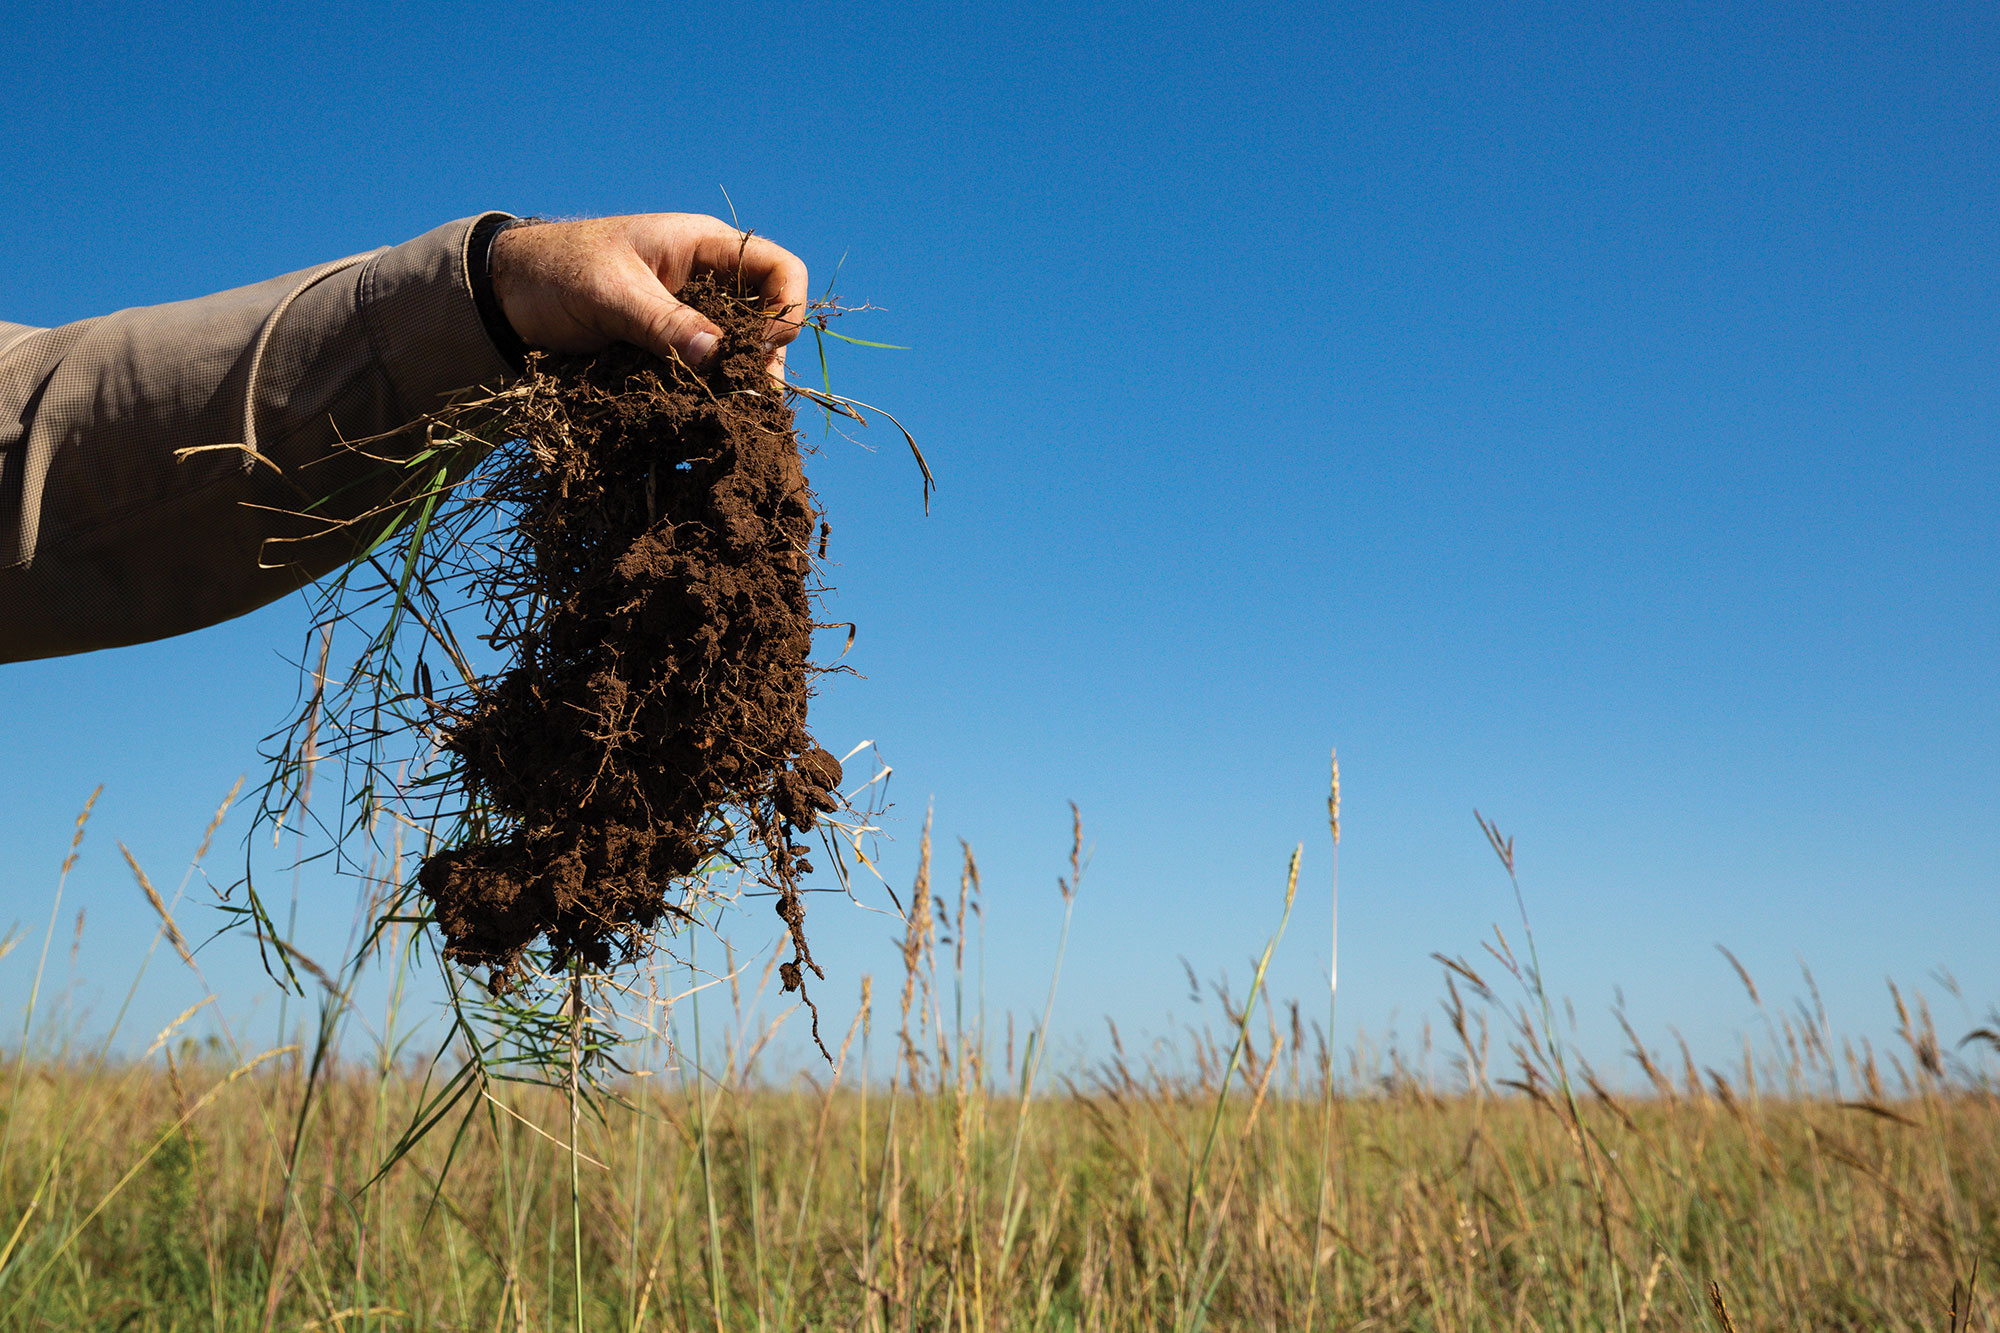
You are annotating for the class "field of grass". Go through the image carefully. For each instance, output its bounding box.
[0,810,1994,1331]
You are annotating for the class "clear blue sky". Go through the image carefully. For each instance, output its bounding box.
[1,0,1996,1083]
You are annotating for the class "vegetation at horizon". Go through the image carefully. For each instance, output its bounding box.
[0,797,1993,1331]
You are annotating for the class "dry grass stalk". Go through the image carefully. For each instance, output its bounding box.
[122,843,195,972]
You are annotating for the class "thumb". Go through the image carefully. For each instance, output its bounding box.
[615,286,724,368]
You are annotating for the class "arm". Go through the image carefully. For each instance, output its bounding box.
[0,215,512,662]
[0,212,807,664]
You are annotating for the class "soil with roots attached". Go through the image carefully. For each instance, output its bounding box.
[415,275,838,1024]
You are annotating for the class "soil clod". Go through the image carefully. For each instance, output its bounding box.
[415,275,838,1033]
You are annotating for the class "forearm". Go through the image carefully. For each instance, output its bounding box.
[0,214,515,662]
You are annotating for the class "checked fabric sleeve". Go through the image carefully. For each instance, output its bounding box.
[0,214,518,663]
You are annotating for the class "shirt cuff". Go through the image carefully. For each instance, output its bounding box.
[468,212,534,371]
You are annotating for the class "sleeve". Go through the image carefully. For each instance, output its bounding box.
[0,213,518,663]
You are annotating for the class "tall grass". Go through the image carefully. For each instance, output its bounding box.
[0,797,1995,1330]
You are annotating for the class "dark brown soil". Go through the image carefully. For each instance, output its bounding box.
[416,275,837,1022]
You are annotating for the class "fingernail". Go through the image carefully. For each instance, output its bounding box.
[688,331,719,365]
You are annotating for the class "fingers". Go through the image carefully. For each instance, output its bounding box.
[613,283,792,391]
[494,214,809,382]
[609,281,724,369]
[675,223,811,348]
[737,240,812,346]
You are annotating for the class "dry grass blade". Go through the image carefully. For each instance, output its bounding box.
[1717,943,1760,1006]
[192,774,244,867]
[121,842,194,971]
[1708,1281,1740,1332]
[60,786,100,877]
[1959,1027,2000,1056]
[1947,1267,1976,1333]
[297,1308,407,1332]
[789,383,934,513]
[1473,808,1514,874]
[270,937,340,995]
[171,441,283,475]
[143,997,216,1059]
[1837,1099,1920,1128]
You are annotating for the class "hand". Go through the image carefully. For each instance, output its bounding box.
[489,214,809,384]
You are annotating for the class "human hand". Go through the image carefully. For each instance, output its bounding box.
[489,214,808,385]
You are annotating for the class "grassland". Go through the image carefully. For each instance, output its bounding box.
[0,813,1994,1331]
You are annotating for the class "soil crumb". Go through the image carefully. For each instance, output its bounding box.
[416,275,837,1030]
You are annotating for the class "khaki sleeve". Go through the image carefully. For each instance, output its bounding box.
[0,214,516,663]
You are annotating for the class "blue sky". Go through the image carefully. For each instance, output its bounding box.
[1,0,1996,1083]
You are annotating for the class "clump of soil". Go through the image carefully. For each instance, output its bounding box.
[416,275,838,1029]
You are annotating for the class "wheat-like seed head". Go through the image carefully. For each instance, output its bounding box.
[1328,748,1340,846]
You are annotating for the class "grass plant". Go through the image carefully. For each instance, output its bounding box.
[0,795,1995,1329]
